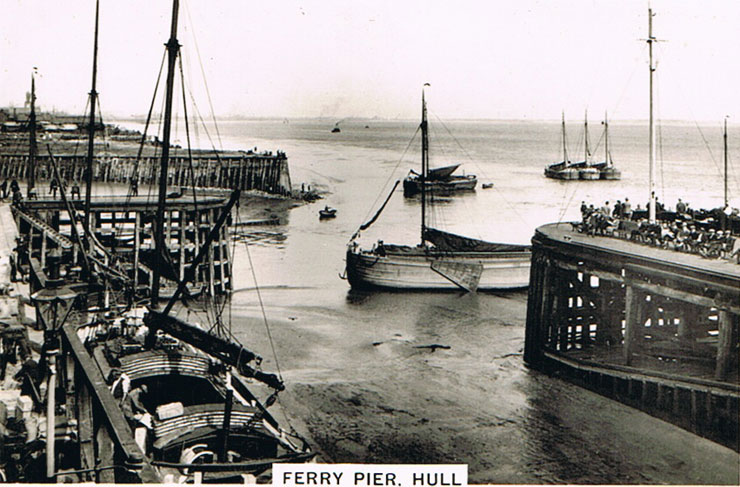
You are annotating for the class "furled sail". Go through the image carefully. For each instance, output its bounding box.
[423,227,530,252]
[427,164,460,180]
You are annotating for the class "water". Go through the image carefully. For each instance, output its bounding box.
[120,118,739,484]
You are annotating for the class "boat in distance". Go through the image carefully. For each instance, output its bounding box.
[403,163,477,196]
[319,205,337,219]
[346,85,530,292]
[545,112,621,180]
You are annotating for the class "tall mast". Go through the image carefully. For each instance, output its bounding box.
[724,116,729,209]
[604,111,609,165]
[83,0,101,248]
[420,83,429,245]
[562,111,569,165]
[648,7,657,223]
[584,110,589,166]
[27,73,37,197]
[152,0,181,304]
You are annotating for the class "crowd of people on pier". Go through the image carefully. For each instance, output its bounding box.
[577,198,740,263]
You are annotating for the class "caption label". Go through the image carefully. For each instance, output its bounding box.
[274,464,467,487]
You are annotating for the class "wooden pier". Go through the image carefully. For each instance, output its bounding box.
[0,152,293,196]
[13,192,234,301]
[524,223,739,451]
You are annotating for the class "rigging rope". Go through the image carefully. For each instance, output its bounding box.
[351,125,420,237]
[660,47,740,202]
[239,208,283,382]
[130,49,167,201]
[431,112,529,227]
[183,0,223,149]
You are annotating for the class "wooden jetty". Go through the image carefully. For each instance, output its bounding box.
[524,223,739,451]
[0,152,293,196]
[12,192,234,300]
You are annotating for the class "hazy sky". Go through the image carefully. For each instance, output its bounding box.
[1,0,738,120]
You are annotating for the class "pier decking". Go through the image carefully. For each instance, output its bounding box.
[525,223,739,450]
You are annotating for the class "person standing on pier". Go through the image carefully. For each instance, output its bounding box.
[623,198,632,220]
[11,188,23,207]
[676,198,687,214]
[49,178,58,198]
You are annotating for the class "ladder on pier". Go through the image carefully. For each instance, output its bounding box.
[12,206,74,250]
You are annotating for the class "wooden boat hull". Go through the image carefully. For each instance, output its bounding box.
[403,176,477,195]
[599,167,622,180]
[579,168,600,180]
[544,166,580,180]
[346,246,531,290]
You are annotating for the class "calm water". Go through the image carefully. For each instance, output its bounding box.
[119,118,740,484]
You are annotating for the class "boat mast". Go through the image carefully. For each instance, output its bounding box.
[604,111,609,165]
[83,0,100,248]
[152,0,180,305]
[648,7,657,223]
[27,72,37,197]
[724,116,728,209]
[420,83,429,245]
[584,110,589,165]
[562,111,569,165]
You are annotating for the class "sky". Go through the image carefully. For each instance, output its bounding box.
[1,0,738,121]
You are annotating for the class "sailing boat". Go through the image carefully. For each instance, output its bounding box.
[402,163,477,196]
[545,112,621,180]
[88,1,313,481]
[401,114,477,196]
[575,113,600,180]
[591,113,622,180]
[6,0,313,482]
[544,113,579,180]
[345,86,531,292]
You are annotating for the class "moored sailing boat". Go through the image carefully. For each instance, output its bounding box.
[591,113,621,180]
[346,86,531,292]
[4,0,313,482]
[544,113,579,180]
[402,163,478,196]
[545,112,621,180]
[576,113,600,180]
